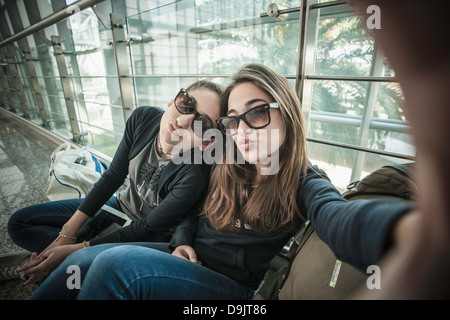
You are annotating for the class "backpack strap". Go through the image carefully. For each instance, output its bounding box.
[253,221,312,300]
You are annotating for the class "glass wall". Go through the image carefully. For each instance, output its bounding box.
[127,0,300,107]
[0,0,414,191]
[301,1,414,189]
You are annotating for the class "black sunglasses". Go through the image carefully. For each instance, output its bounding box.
[216,102,279,135]
[174,89,214,136]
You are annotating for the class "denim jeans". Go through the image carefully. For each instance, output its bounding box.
[32,244,253,300]
[30,242,170,299]
[7,197,121,254]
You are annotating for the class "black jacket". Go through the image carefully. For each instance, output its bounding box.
[170,164,412,290]
[78,106,211,245]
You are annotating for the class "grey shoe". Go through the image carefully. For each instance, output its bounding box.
[0,251,31,282]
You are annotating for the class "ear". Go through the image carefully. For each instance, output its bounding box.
[200,137,216,151]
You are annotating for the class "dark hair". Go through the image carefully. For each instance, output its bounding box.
[186,80,225,116]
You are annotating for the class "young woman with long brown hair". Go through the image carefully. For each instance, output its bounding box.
[29,64,413,299]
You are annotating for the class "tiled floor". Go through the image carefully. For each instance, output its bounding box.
[0,108,59,299]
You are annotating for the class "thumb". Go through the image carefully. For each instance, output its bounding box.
[187,250,198,263]
[185,247,201,265]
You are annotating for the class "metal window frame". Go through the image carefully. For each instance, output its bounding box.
[51,35,83,142]
[110,12,135,121]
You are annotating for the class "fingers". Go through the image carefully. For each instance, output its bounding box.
[15,252,44,285]
[24,274,44,285]
[172,245,202,265]
[172,246,192,260]
[16,252,51,284]
[21,258,52,285]
[17,252,42,273]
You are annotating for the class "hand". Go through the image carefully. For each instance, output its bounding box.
[392,210,422,250]
[43,232,77,254]
[172,245,202,265]
[43,209,89,254]
[18,243,83,285]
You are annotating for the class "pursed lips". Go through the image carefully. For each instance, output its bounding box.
[237,137,255,151]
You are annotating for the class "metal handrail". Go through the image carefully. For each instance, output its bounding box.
[307,137,415,160]
[0,0,105,48]
[306,75,398,82]
[310,111,409,133]
[260,0,347,18]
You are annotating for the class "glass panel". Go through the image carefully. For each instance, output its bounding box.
[30,43,70,131]
[7,53,24,116]
[308,141,414,192]
[309,143,358,192]
[315,6,374,77]
[310,80,368,117]
[21,88,41,121]
[111,0,175,17]
[373,81,405,121]
[308,113,414,156]
[128,0,301,110]
[128,0,301,77]
[0,87,4,109]
[133,76,230,110]
[63,28,116,77]
[308,80,409,149]
[76,102,124,157]
[4,76,19,113]
[59,24,126,147]
[367,128,415,157]
[9,97,21,114]
[10,53,41,123]
[309,117,358,146]
[50,95,72,139]
[64,5,100,34]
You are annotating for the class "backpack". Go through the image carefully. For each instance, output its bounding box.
[342,163,417,202]
[46,143,108,201]
[253,163,417,300]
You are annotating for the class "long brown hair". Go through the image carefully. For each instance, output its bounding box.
[201,64,308,233]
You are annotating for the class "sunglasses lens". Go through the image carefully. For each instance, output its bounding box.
[219,105,270,135]
[193,114,213,136]
[219,118,239,134]
[246,106,270,128]
[175,91,196,113]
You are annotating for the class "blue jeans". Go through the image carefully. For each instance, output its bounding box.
[32,244,253,300]
[30,242,170,299]
[7,197,121,254]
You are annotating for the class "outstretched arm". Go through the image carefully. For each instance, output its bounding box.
[348,0,450,299]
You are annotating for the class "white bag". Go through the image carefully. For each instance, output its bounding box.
[46,143,108,201]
